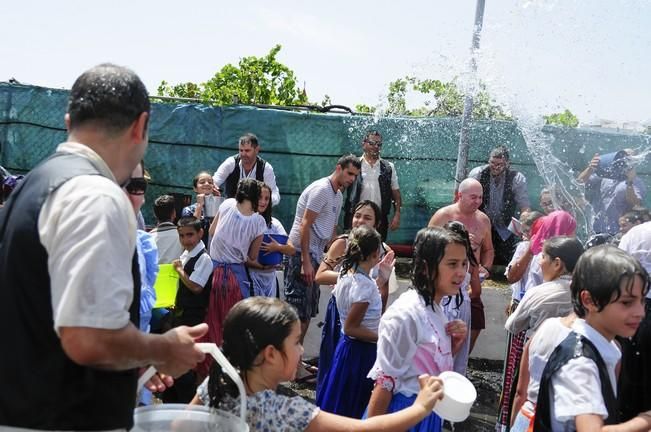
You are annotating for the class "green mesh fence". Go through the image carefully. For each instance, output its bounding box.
[1,82,649,244]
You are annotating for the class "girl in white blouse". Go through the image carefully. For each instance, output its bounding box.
[365,226,470,432]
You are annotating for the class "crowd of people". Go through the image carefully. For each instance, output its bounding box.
[1,63,650,432]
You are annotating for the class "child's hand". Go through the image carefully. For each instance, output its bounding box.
[377,250,396,285]
[415,374,444,412]
[172,259,183,273]
[196,194,205,206]
[446,319,468,354]
[260,237,280,254]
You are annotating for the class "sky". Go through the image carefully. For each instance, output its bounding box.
[2,0,650,125]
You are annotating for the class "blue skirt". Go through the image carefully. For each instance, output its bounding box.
[363,393,443,432]
[315,295,341,398]
[316,334,376,418]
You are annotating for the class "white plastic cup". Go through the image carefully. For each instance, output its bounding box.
[432,371,477,422]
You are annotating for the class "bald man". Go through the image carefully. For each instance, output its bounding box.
[428,178,494,361]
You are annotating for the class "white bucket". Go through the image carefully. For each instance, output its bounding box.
[132,403,247,432]
[134,343,249,431]
[432,371,477,422]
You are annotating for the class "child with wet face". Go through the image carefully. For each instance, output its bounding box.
[366,226,470,432]
[192,297,445,432]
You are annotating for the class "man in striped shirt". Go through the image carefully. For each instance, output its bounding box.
[286,154,361,344]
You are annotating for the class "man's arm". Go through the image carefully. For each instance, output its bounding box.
[59,323,207,377]
[212,156,235,189]
[480,216,494,271]
[512,172,531,213]
[577,154,600,183]
[625,171,643,207]
[299,209,319,285]
[264,163,281,206]
[390,188,402,231]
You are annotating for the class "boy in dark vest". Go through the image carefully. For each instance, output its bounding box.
[164,216,213,403]
[212,133,281,206]
[533,246,648,431]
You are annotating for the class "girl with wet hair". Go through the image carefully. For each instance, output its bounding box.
[191,297,446,432]
[365,227,470,432]
[440,220,477,376]
[317,226,383,418]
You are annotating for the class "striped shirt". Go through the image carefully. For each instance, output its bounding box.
[289,177,342,260]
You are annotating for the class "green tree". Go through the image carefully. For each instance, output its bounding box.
[355,104,376,114]
[380,76,510,120]
[157,45,308,106]
[544,109,580,127]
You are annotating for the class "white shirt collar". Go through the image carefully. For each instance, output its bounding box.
[181,240,206,260]
[56,141,117,182]
[572,318,621,366]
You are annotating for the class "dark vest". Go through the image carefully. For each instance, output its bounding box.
[534,332,618,431]
[478,166,518,227]
[174,250,212,327]
[344,158,393,228]
[224,155,266,198]
[0,152,141,430]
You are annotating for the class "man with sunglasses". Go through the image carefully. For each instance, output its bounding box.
[344,131,402,241]
[0,64,207,431]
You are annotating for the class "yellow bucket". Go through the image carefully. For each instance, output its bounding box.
[153,264,179,308]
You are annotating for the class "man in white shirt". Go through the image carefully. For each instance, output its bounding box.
[344,131,401,240]
[0,63,207,431]
[213,133,280,206]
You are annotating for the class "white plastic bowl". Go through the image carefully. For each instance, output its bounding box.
[432,371,477,422]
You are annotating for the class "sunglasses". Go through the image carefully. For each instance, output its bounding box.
[365,140,382,147]
[125,177,147,195]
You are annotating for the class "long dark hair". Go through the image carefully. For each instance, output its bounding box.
[207,297,299,407]
[235,178,262,210]
[339,225,382,276]
[442,221,476,309]
[542,236,584,274]
[411,226,470,310]
[259,183,273,228]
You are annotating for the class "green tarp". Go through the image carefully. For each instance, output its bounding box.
[1,82,649,243]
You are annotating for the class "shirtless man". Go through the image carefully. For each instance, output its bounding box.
[428,178,494,361]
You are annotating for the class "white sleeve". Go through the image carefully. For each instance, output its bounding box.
[264,163,281,206]
[467,166,483,181]
[213,157,236,188]
[551,357,608,422]
[349,277,377,304]
[189,253,213,287]
[39,176,136,334]
[505,289,533,334]
[390,161,399,190]
[270,218,288,236]
[368,309,419,392]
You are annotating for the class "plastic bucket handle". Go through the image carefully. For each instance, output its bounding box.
[137,343,247,424]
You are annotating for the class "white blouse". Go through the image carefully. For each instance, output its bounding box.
[334,271,382,334]
[367,289,453,397]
